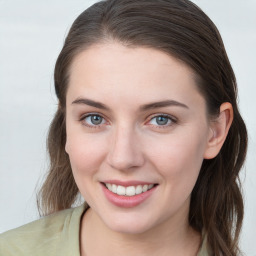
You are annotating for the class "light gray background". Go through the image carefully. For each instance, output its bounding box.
[0,0,255,255]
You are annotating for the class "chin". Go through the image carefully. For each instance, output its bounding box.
[108,222,151,235]
[101,212,157,235]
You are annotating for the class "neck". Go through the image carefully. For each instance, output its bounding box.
[80,207,201,256]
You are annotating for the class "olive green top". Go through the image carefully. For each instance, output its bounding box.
[0,204,209,255]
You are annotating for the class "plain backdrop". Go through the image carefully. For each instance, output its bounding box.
[0,0,255,255]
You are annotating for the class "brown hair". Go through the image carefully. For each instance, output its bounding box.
[37,0,247,255]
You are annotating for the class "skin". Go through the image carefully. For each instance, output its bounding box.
[65,42,233,256]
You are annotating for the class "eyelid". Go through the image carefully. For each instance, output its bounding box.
[79,112,177,129]
[79,112,108,128]
[146,113,177,127]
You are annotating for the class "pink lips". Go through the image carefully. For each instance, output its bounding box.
[103,180,152,187]
[101,181,157,208]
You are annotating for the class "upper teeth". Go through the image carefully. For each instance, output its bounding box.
[105,183,154,196]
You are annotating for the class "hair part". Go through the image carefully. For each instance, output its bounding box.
[37,0,248,255]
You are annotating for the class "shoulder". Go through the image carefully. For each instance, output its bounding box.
[197,232,210,256]
[0,204,86,256]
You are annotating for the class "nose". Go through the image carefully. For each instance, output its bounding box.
[106,125,145,171]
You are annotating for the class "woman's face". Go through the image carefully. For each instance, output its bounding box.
[65,43,213,234]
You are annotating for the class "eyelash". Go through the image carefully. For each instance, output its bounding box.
[79,113,107,129]
[147,114,177,128]
[79,113,177,129]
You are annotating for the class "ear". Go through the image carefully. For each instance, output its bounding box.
[204,102,233,159]
[65,140,70,155]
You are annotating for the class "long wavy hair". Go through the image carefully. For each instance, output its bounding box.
[37,0,248,255]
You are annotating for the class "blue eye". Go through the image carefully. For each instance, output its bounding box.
[149,115,174,126]
[83,114,106,126]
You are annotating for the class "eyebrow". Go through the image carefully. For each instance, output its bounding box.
[72,98,110,111]
[139,100,189,111]
[71,98,189,111]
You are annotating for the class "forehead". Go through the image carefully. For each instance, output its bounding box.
[70,42,195,82]
[67,43,204,110]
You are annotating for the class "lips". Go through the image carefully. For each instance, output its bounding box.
[101,181,158,208]
[104,183,154,196]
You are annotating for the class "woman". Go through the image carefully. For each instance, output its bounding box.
[0,0,247,255]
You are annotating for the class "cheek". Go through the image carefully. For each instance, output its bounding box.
[66,133,109,204]
[66,132,107,178]
[146,128,207,182]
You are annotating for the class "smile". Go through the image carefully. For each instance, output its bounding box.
[104,183,154,197]
[101,181,158,208]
